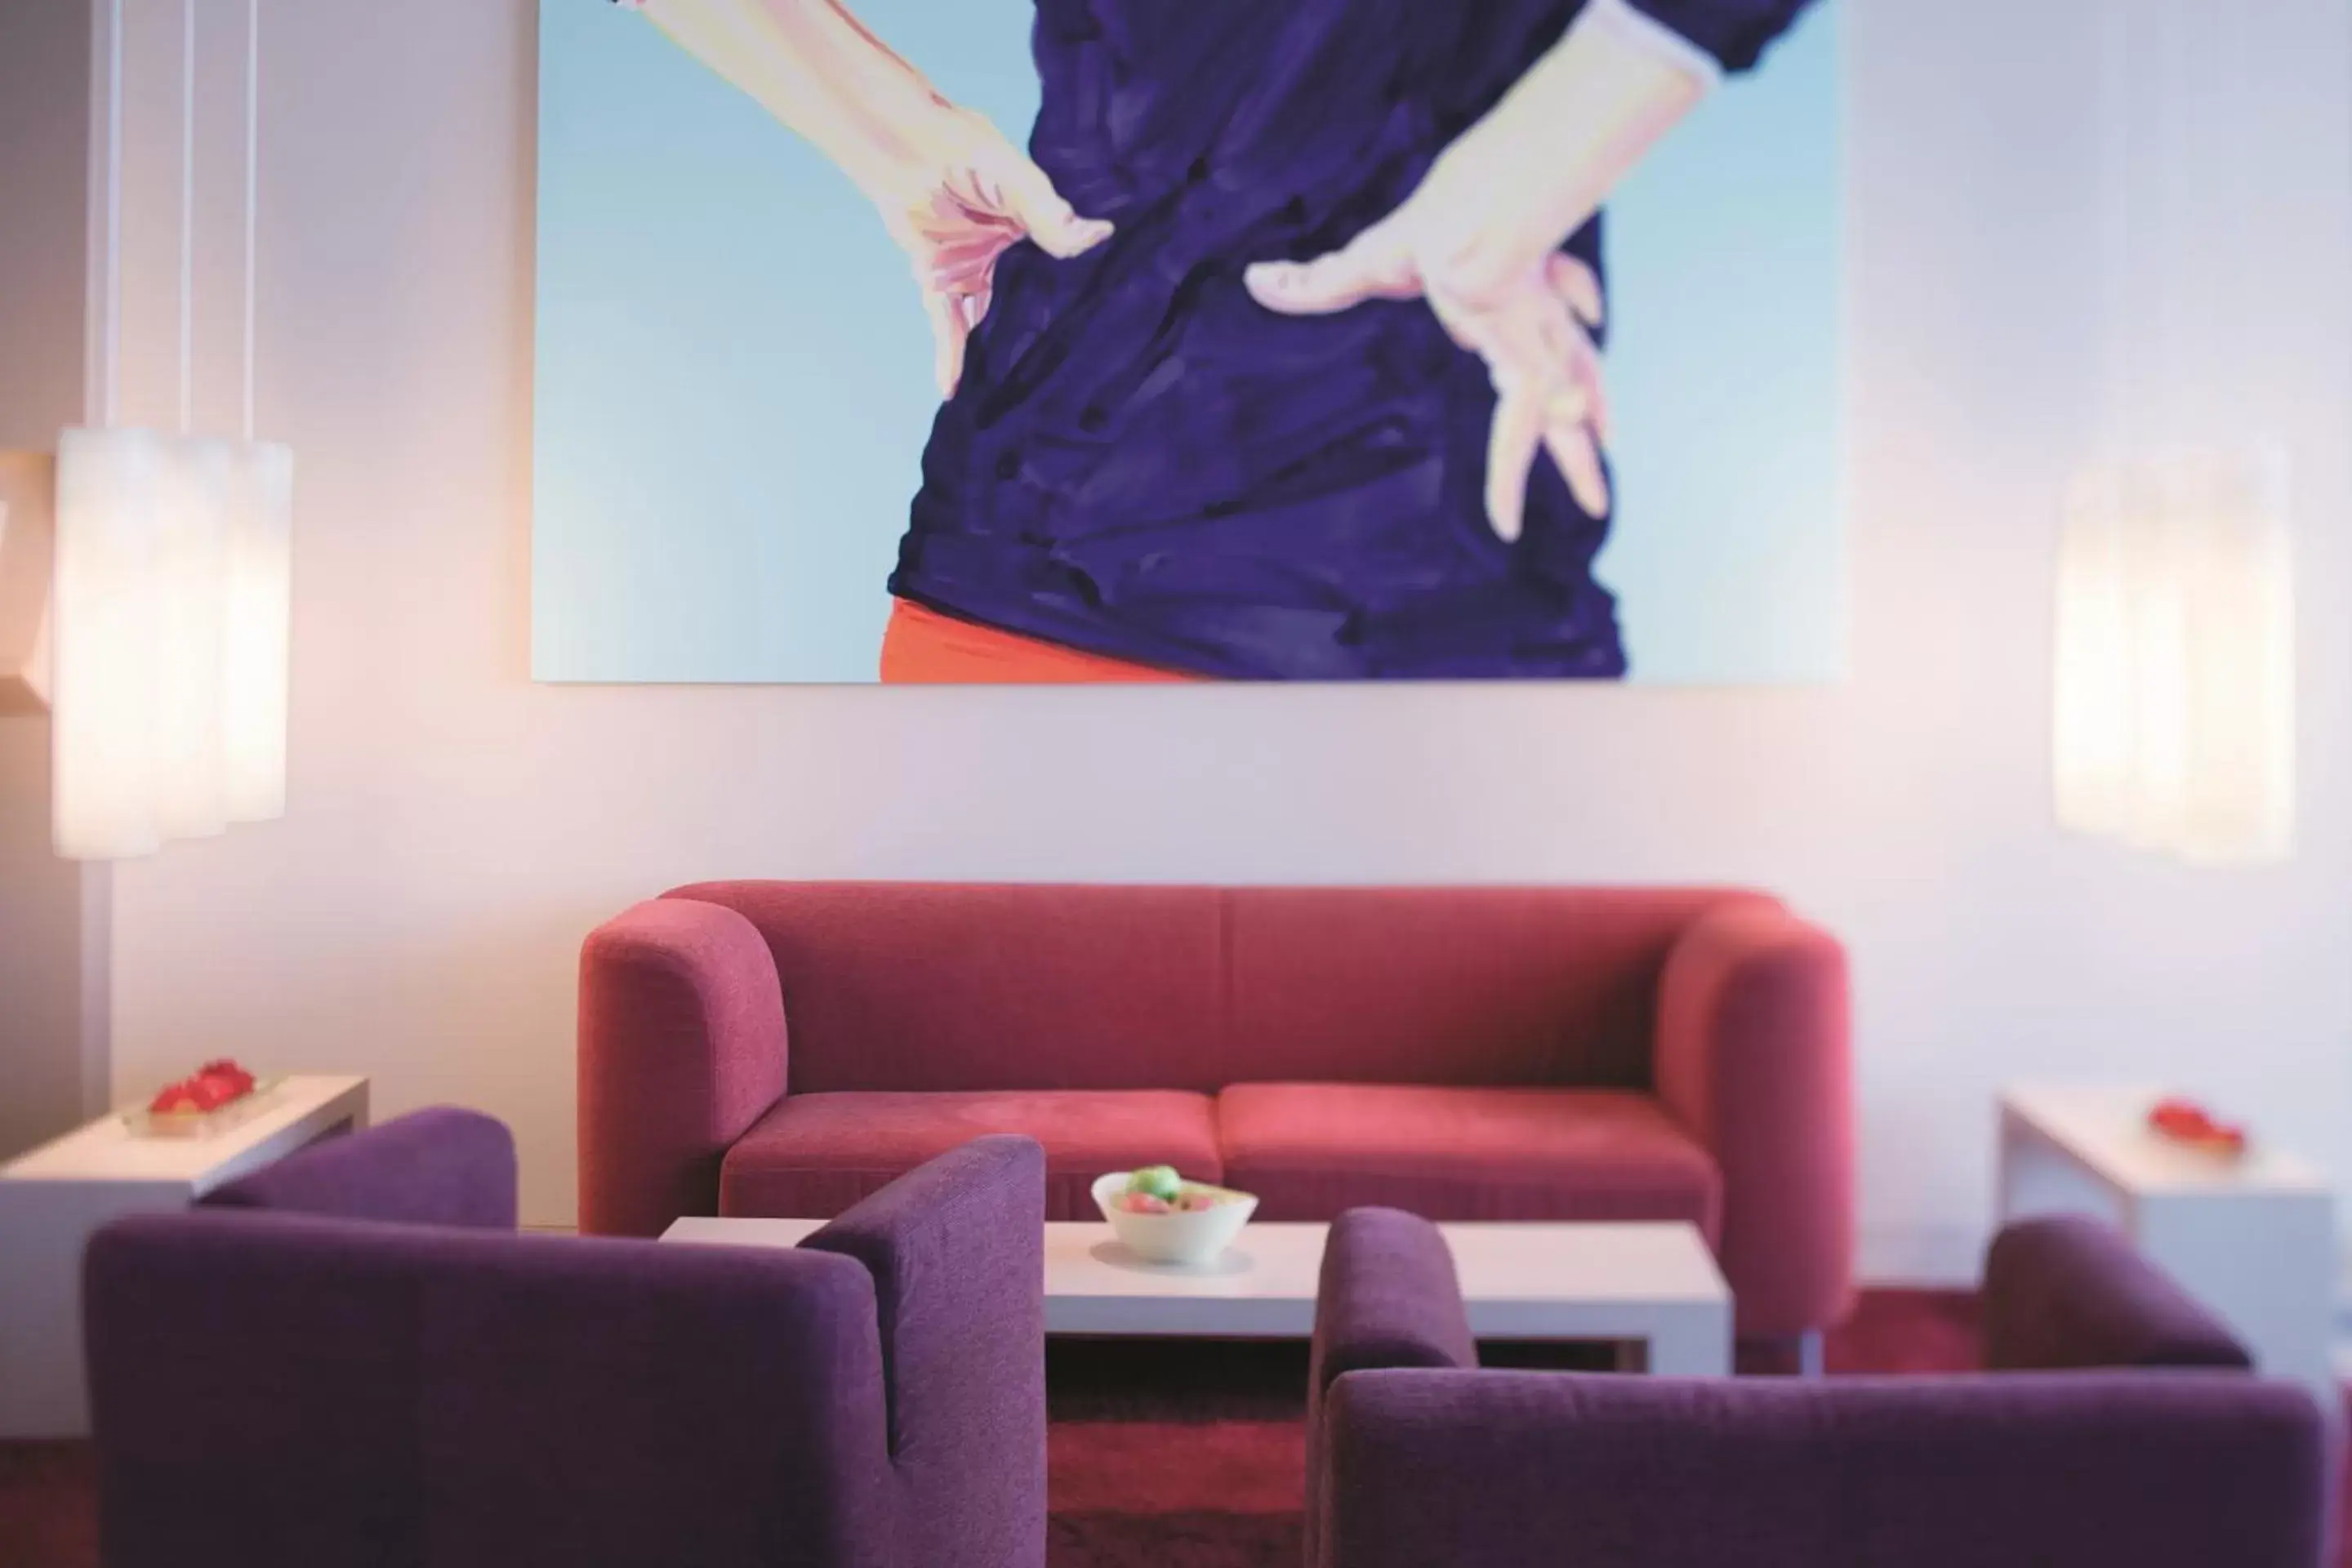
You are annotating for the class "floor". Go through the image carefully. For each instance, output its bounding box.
[0,1291,2332,1568]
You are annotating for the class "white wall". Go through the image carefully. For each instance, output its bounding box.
[98,0,2352,1276]
[0,0,104,1163]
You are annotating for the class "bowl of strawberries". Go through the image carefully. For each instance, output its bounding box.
[129,1059,270,1138]
[1094,1166,1258,1267]
[2147,1097,2249,1159]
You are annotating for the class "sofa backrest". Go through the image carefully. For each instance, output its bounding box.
[664,882,1771,1094]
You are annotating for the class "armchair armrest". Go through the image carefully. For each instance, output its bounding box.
[1307,1208,1477,1568]
[1655,898,1852,1339]
[802,1135,1047,1568]
[1312,1208,1477,1398]
[1983,1214,2252,1371]
[203,1107,517,1229]
[578,898,789,1236]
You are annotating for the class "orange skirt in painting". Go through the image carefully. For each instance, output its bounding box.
[879,599,1200,685]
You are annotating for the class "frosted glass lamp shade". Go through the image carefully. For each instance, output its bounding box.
[150,438,234,841]
[49,427,294,861]
[52,427,168,860]
[2054,448,2294,865]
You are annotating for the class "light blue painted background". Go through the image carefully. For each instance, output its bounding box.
[533,0,1843,684]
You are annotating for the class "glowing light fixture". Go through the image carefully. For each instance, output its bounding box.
[2054,448,2295,865]
[49,0,292,861]
[2056,0,2294,867]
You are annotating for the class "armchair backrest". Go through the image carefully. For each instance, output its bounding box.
[1320,1369,2328,1568]
[202,1105,518,1229]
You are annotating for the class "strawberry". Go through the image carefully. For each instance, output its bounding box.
[2193,1122,2248,1157]
[2149,1099,2212,1138]
[199,1068,253,1098]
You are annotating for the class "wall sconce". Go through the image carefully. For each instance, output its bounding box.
[2054,446,2294,865]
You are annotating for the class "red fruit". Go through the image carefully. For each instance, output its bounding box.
[2195,1122,2248,1156]
[1119,1193,1173,1215]
[194,1058,255,1099]
[148,1082,201,1114]
[2149,1100,2212,1138]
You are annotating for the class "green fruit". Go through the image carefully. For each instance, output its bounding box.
[1126,1165,1182,1202]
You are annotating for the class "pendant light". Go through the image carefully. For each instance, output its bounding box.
[2051,0,2294,866]
[51,0,293,861]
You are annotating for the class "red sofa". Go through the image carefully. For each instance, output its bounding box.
[578,882,1853,1339]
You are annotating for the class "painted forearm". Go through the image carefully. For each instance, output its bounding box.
[631,0,947,202]
[1419,0,1711,299]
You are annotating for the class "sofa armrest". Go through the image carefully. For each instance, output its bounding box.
[1982,1215,2252,1372]
[203,1107,516,1230]
[801,1136,1047,1568]
[578,898,789,1236]
[1655,899,1853,1339]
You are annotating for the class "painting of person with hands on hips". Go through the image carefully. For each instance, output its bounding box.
[590,0,1825,682]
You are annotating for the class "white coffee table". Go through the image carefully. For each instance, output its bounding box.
[663,1217,1732,1376]
[1998,1085,2336,1400]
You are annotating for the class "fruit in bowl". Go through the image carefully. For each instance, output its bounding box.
[2147,1097,2248,1158]
[136,1060,266,1134]
[149,1059,258,1115]
[1094,1167,1258,1267]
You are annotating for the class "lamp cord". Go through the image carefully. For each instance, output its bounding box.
[241,0,258,445]
[177,0,194,438]
[94,0,123,429]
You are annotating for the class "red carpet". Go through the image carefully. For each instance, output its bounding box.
[1,1291,2336,1568]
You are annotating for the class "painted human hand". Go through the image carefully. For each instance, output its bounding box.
[625,0,1112,399]
[873,107,1114,397]
[1241,0,1712,539]
[1246,222,1611,541]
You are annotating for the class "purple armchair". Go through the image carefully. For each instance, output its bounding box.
[1307,1209,2328,1568]
[82,1109,1047,1568]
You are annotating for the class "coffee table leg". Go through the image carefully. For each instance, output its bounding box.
[1643,1307,1732,1378]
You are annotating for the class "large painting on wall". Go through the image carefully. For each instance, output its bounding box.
[534,0,1843,684]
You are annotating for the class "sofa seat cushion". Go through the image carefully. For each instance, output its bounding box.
[721,1089,1222,1221]
[1218,1084,1722,1241]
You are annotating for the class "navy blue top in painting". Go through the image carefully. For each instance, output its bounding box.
[892,0,1816,679]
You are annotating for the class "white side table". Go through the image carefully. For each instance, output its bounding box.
[1996,1085,2336,1400]
[0,1074,369,1437]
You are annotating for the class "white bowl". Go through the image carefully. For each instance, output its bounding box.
[1092,1171,1258,1267]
